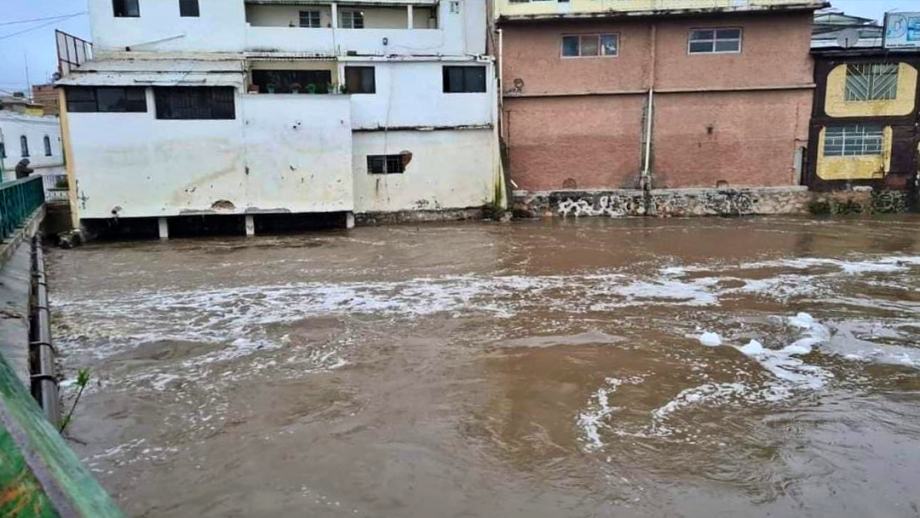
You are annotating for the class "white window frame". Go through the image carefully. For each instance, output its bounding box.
[339,10,364,29]
[561,33,619,59]
[688,27,743,55]
[823,124,884,157]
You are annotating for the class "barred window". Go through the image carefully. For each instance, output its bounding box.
[689,28,742,54]
[845,63,898,101]
[299,10,321,28]
[367,155,405,175]
[154,87,235,120]
[824,125,884,157]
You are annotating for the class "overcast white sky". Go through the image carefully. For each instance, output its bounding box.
[0,0,916,95]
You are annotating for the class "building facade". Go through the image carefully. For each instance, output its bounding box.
[0,99,66,190]
[806,46,919,192]
[496,0,825,193]
[58,0,500,235]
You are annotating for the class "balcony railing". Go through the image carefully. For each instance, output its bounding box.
[0,176,45,241]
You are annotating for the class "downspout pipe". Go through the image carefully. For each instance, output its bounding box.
[641,23,657,192]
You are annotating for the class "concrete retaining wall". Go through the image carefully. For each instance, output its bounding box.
[513,187,913,218]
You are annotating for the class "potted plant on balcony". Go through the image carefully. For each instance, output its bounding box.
[248,84,260,94]
[290,82,302,94]
[306,83,317,94]
[266,83,278,94]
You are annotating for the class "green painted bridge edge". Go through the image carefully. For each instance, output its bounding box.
[0,292,122,514]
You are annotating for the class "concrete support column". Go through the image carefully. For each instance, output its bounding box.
[245,215,255,237]
[407,5,413,29]
[345,212,355,230]
[157,217,169,240]
[331,3,338,28]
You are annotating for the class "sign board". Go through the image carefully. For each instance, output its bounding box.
[884,12,920,49]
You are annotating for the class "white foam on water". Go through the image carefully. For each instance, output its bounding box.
[577,376,644,451]
[698,332,722,347]
[650,382,750,435]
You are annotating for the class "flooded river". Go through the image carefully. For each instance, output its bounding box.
[48,216,920,517]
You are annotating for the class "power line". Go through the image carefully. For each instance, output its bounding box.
[0,12,87,27]
[0,13,86,42]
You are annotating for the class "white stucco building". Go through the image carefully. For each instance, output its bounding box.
[0,110,65,186]
[58,0,500,236]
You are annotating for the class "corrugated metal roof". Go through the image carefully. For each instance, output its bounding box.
[55,59,246,87]
[246,0,437,5]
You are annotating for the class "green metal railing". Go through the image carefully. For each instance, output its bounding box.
[0,176,45,241]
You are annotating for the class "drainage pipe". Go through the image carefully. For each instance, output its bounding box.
[30,235,60,426]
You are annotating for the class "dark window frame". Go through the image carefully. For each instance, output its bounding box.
[299,10,321,27]
[339,9,364,29]
[0,142,5,159]
[65,87,148,113]
[442,66,487,93]
[179,0,200,17]
[561,33,619,58]
[367,154,406,175]
[344,66,376,94]
[20,136,29,158]
[251,69,332,94]
[154,87,236,120]
[113,0,140,17]
[43,135,52,157]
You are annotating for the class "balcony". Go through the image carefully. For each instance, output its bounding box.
[244,1,442,55]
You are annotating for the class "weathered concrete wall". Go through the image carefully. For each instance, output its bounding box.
[346,60,496,130]
[504,95,645,190]
[352,128,497,213]
[500,11,815,191]
[66,91,354,219]
[512,187,912,218]
[652,90,811,188]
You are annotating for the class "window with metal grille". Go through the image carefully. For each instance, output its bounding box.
[66,87,147,113]
[561,34,618,58]
[180,0,199,17]
[688,28,742,54]
[344,66,375,94]
[442,66,486,93]
[339,10,364,29]
[824,125,884,157]
[299,10,321,27]
[44,136,52,156]
[845,63,898,101]
[251,69,332,93]
[20,136,29,157]
[367,155,405,175]
[113,0,140,17]
[154,87,235,120]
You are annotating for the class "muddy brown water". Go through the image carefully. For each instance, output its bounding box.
[48,216,920,518]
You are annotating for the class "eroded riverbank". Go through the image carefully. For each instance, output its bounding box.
[48,216,920,517]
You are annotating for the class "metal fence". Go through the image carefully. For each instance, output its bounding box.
[0,176,45,241]
[40,173,70,203]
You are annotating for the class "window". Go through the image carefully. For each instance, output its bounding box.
[299,10,321,28]
[367,155,405,175]
[43,136,52,157]
[251,70,332,93]
[113,0,140,17]
[339,10,364,29]
[442,66,486,93]
[179,0,199,17]
[562,34,618,58]
[66,87,147,113]
[20,136,29,158]
[845,63,898,101]
[824,125,884,157]
[0,142,5,159]
[689,28,742,54]
[344,67,375,94]
[154,87,235,120]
